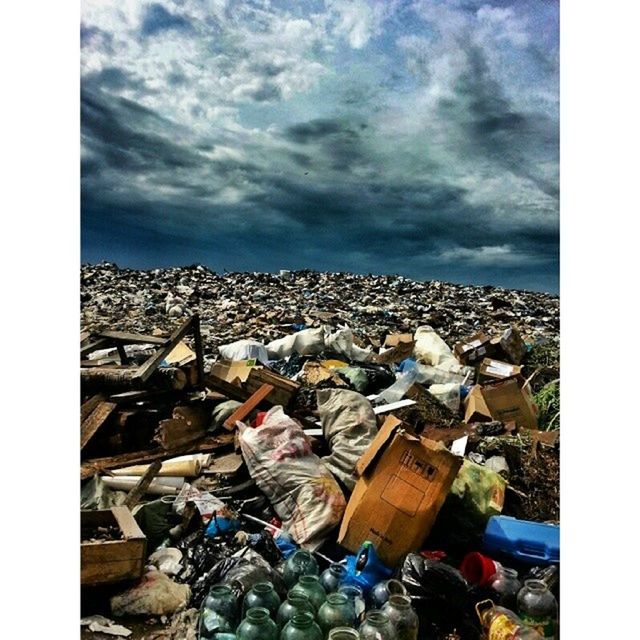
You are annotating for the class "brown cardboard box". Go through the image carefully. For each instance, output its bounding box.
[338,416,463,567]
[384,333,414,348]
[463,385,493,423]
[478,358,522,383]
[454,332,493,365]
[499,326,527,364]
[480,377,538,430]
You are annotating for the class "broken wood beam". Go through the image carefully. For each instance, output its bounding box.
[123,460,162,509]
[81,401,117,450]
[96,331,168,345]
[81,366,187,391]
[81,393,106,423]
[223,383,275,430]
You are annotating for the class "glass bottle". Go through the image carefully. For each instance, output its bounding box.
[276,592,315,631]
[242,582,281,619]
[490,567,522,611]
[317,592,356,636]
[337,585,365,624]
[358,611,394,640]
[319,563,347,593]
[236,607,278,640]
[281,611,323,640]
[369,579,408,610]
[476,600,542,640]
[381,595,418,640]
[327,629,359,640]
[283,550,320,588]
[204,584,240,630]
[517,580,558,639]
[290,575,326,612]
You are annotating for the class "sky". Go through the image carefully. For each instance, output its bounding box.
[81,0,559,293]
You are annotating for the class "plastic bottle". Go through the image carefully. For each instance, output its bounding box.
[380,595,418,640]
[517,580,558,639]
[236,607,278,640]
[283,550,320,588]
[319,563,348,593]
[358,610,395,640]
[280,611,323,640]
[242,582,281,619]
[317,592,356,636]
[476,600,543,639]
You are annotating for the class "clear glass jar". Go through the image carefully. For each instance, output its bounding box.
[517,579,558,639]
[283,550,320,588]
[358,611,395,640]
[281,611,323,640]
[276,591,315,630]
[327,628,359,640]
[242,582,281,619]
[290,575,327,612]
[369,579,408,610]
[490,567,522,611]
[204,584,240,630]
[381,595,419,640]
[337,584,366,624]
[319,563,348,593]
[236,607,278,640]
[317,592,356,636]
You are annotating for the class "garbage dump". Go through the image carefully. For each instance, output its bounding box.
[81,265,559,640]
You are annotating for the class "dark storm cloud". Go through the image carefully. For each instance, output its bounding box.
[140,3,193,38]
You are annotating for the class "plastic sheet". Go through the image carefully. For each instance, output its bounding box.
[266,327,326,359]
[238,406,346,547]
[218,339,269,365]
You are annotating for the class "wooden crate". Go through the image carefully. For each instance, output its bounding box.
[81,506,146,586]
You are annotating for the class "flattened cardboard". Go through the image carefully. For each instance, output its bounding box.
[210,359,257,383]
[479,358,522,382]
[384,333,414,348]
[339,417,463,567]
[480,377,538,430]
[464,385,493,423]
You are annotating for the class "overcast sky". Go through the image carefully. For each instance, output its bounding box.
[81,0,559,293]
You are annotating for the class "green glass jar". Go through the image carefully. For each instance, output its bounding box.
[381,595,419,640]
[242,582,281,619]
[317,593,356,636]
[236,607,278,640]
[369,579,408,610]
[337,585,365,624]
[327,628,359,640]
[276,592,315,630]
[200,607,234,639]
[204,584,240,630]
[280,612,323,640]
[319,563,347,594]
[290,575,326,612]
[358,611,394,640]
[283,551,320,588]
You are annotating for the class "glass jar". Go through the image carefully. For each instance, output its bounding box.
[369,579,408,610]
[319,563,347,593]
[242,582,281,619]
[517,579,558,639]
[281,611,323,640]
[236,607,278,640]
[327,629,359,640]
[337,585,365,624]
[490,567,522,611]
[199,607,234,639]
[358,611,394,640]
[204,584,240,630]
[317,592,356,636]
[276,592,315,630]
[381,595,419,640]
[290,575,327,612]
[283,550,320,588]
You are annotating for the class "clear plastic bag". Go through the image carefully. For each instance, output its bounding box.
[238,407,346,547]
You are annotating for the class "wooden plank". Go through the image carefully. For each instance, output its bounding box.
[192,315,205,386]
[80,401,117,450]
[116,343,129,365]
[80,337,112,359]
[80,433,235,480]
[204,373,250,402]
[154,418,206,450]
[134,315,196,384]
[246,367,299,407]
[223,383,275,430]
[123,461,162,509]
[81,393,106,423]
[97,331,168,345]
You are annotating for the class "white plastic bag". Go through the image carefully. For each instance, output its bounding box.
[413,325,456,366]
[218,339,269,364]
[266,327,326,359]
[325,326,372,363]
[238,406,346,547]
[428,382,461,413]
[317,389,377,490]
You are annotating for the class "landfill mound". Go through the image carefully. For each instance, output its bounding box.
[80,263,559,640]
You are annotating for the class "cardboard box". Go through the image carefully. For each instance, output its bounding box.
[464,385,493,423]
[499,327,527,364]
[384,333,414,348]
[338,416,463,567]
[478,358,522,383]
[480,377,538,430]
[454,332,492,365]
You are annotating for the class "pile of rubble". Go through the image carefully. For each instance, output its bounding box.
[80,265,560,640]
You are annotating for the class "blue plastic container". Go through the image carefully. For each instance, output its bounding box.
[482,516,559,565]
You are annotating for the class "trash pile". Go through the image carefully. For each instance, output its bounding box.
[81,265,559,640]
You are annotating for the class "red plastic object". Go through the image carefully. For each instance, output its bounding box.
[460,551,500,586]
[251,411,268,428]
[420,550,447,561]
